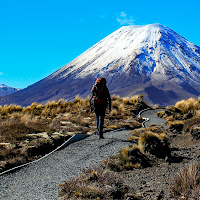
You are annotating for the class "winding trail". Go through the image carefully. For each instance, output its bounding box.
[0,130,133,200]
[140,108,167,128]
[0,109,167,200]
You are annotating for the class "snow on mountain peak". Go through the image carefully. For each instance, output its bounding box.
[0,83,19,97]
[51,23,200,87]
[0,84,7,88]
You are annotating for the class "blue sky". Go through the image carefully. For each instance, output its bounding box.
[0,0,200,88]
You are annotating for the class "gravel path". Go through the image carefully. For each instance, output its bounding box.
[140,109,167,128]
[0,130,133,200]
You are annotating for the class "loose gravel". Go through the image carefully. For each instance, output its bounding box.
[0,129,133,200]
[140,109,167,128]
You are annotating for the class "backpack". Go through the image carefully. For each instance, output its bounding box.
[90,77,108,107]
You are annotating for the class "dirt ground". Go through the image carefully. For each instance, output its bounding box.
[120,133,200,199]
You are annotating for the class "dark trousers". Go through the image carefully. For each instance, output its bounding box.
[94,106,106,137]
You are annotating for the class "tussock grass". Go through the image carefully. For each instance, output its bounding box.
[170,162,200,199]
[0,104,23,115]
[58,166,140,200]
[157,98,200,137]
[104,144,151,171]
[138,131,165,152]
[111,94,121,101]
[174,98,200,115]
[111,99,120,108]
[168,120,185,133]
[138,131,170,158]
[157,111,165,118]
[122,95,143,105]
[128,125,170,158]
[109,109,118,116]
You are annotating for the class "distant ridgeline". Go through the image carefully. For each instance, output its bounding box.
[0,84,19,97]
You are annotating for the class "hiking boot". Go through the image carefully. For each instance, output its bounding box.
[99,136,104,139]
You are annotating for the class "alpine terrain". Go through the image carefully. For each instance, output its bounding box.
[0,23,200,106]
[0,84,19,97]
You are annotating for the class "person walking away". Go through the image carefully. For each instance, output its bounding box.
[90,77,111,139]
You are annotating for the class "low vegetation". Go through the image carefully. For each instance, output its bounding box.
[103,144,151,172]
[0,95,147,173]
[103,124,170,172]
[58,165,142,200]
[157,97,200,137]
[170,162,200,199]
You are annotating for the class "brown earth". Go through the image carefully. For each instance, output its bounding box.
[120,133,200,199]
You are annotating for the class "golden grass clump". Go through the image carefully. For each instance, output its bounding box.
[118,103,125,112]
[138,131,160,153]
[157,111,166,118]
[130,95,140,105]
[36,104,44,110]
[7,104,23,113]
[120,147,130,160]
[111,100,120,108]
[31,102,39,108]
[109,109,118,117]
[138,131,170,158]
[128,127,148,137]
[74,95,80,103]
[168,120,184,133]
[122,95,143,106]
[111,94,120,100]
[0,104,23,115]
[174,98,200,114]
[106,125,118,130]
[170,162,200,199]
[58,166,132,200]
[104,144,150,171]
[122,97,131,105]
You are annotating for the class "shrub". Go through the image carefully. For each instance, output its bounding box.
[170,162,200,199]
[109,109,118,117]
[74,95,80,103]
[0,104,23,115]
[183,116,200,134]
[59,166,132,200]
[138,131,170,158]
[118,103,125,113]
[111,94,120,100]
[122,95,141,105]
[174,98,200,114]
[104,145,150,171]
[168,120,184,134]
[111,100,120,108]
[130,95,141,105]
[122,97,131,105]
[190,126,200,140]
[157,111,166,118]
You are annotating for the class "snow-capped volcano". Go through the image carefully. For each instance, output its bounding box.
[0,84,19,97]
[53,24,200,84]
[0,24,200,106]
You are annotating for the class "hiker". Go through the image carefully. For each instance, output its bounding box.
[90,77,111,139]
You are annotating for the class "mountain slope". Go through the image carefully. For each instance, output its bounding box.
[0,24,200,106]
[0,84,19,97]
